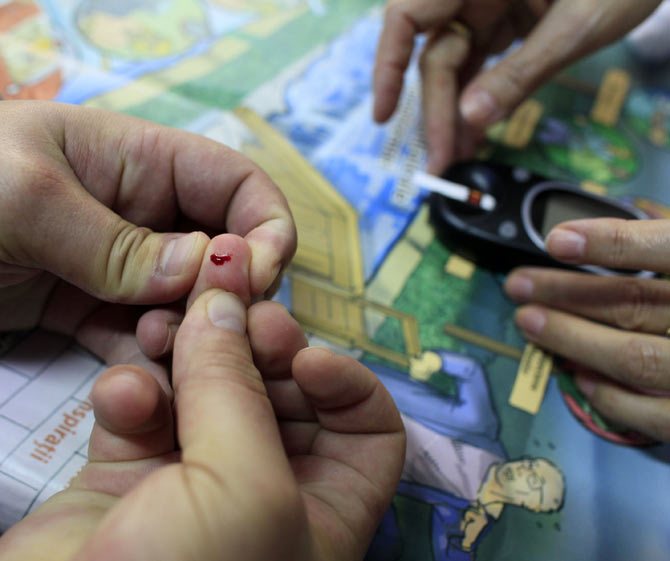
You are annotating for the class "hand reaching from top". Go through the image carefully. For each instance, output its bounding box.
[373,0,662,173]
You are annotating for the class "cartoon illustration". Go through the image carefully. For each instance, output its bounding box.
[209,0,309,13]
[625,87,670,148]
[365,351,565,560]
[538,116,638,183]
[75,0,210,60]
[0,0,62,100]
[0,5,668,558]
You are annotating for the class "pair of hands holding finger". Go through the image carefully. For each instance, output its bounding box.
[0,233,406,561]
[505,218,670,442]
[373,0,662,173]
[0,100,296,371]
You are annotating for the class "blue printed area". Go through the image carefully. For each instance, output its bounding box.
[269,15,380,148]
[365,351,503,561]
[41,0,253,104]
[368,352,506,461]
[267,16,426,280]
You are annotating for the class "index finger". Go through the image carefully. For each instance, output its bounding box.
[545,218,670,274]
[55,103,296,297]
[373,0,462,122]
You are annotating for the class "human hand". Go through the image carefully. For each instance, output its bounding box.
[0,100,295,358]
[505,218,670,442]
[0,234,405,561]
[373,0,662,173]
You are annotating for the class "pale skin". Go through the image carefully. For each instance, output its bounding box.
[460,458,562,549]
[505,218,670,442]
[460,504,489,551]
[0,100,296,373]
[373,0,662,173]
[0,234,406,561]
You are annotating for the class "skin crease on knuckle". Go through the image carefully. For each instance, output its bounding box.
[611,279,649,331]
[618,337,664,390]
[608,220,635,270]
[113,127,179,223]
[104,224,154,299]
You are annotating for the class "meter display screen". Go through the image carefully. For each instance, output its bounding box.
[537,191,634,237]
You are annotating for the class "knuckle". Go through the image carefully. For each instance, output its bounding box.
[609,220,634,269]
[128,123,165,160]
[419,33,468,74]
[177,346,267,402]
[419,40,444,73]
[612,280,649,330]
[497,59,531,104]
[384,2,409,26]
[104,223,153,299]
[618,338,662,387]
[205,356,267,398]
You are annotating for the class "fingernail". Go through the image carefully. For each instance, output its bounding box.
[207,292,246,334]
[159,233,198,276]
[516,307,546,339]
[460,88,500,126]
[545,229,585,262]
[505,274,534,302]
[575,375,596,399]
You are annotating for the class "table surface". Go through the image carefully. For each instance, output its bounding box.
[0,2,669,560]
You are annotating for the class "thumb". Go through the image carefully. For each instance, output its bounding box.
[173,289,293,481]
[4,174,209,304]
[459,0,660,128]
[73,289,305,561]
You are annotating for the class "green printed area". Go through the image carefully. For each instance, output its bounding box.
[489,116,639,187]
[363,239,478,397]
[626,112,670,149]
[390,496,435,561]
[122,0,381,126]
[369,315,408,358]
[364,236,539,454]
[76,1,208,60]
[545,119,638,184]
[486,74,642,186]
[122,95,212,129]
[479,503,565,561]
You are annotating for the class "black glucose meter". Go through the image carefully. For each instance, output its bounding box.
[424,161,651,276]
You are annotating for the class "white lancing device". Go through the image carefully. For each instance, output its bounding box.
[413,170,497,212]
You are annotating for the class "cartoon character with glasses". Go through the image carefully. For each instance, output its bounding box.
[366,352,565,560]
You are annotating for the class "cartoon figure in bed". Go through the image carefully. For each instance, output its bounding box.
[365,351,565,560]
